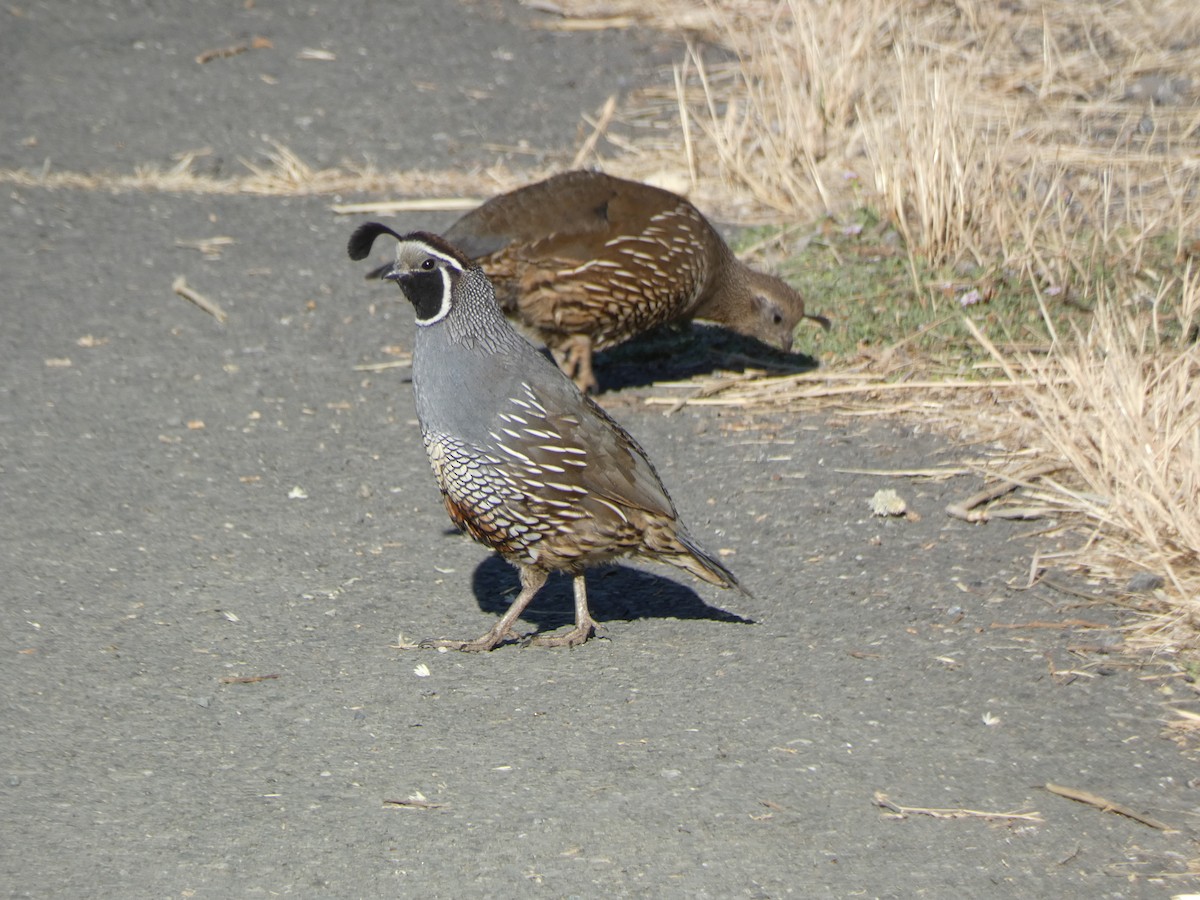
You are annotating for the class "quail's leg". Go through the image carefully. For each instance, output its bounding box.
[422,565,548,652]
[529,574,598,648]
[555,334,597,395]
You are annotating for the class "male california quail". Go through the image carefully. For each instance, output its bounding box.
[366,171,827,393]
[348,224,746,650]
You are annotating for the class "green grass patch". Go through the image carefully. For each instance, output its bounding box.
[737,213,1193,375]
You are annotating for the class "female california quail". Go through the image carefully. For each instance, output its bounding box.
[367,171,827,393]
[348,224,746,651]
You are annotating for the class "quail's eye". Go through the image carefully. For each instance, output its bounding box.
[772,312,784,325]
[421,258,437,271]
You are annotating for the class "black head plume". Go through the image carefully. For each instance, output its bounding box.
[347,222,405,261]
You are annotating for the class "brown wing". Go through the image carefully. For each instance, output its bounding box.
[500,384,743,589]
[444,171,688,264]
[443,171,622,259]
[444,172,724,349]
[501,380,679,521]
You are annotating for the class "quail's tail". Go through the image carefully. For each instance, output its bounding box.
[662,528,752,598]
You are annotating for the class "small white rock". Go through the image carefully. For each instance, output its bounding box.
[869,489,907,517]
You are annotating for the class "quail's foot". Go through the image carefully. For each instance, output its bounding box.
[527,621,598,648]
[420,565,549,651]
[419,624,522,653]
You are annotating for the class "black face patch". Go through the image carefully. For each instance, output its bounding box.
[392,268,446,322]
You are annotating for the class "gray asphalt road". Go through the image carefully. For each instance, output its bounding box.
[3,2,1197,897]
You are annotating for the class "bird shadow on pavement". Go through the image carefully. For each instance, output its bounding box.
[592,322,819,393]
[469,554,756,635]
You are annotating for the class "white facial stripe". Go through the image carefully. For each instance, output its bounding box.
[408,244,464,271]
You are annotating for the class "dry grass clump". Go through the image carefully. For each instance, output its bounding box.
[656,0,1200,272]
[968,272,1200,654]
[673,0,895,214]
